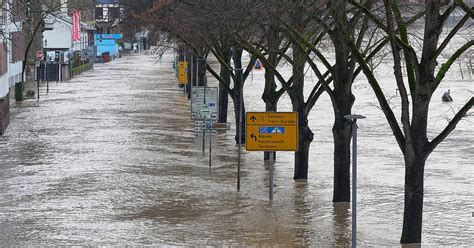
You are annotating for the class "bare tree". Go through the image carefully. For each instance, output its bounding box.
[350,0,473,243]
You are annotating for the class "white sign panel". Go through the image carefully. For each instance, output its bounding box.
[191,86,219,120]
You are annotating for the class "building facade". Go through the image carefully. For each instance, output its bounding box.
[0,0,25,135]
[95,0,124,34]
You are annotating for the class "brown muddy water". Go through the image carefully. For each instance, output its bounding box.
[0,53,472,246]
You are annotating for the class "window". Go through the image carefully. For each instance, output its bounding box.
[102,7,109,21]
[95,7,103,20]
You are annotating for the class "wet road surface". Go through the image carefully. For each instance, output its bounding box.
[0,53,472,246]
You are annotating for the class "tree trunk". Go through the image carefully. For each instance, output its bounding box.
[400,84,431,243]
[400,154,426,244]
[294,115,313,180]
[197,58,207,87]
[262,43,278,161]
[329,1,355,201]
[233,47,245,144]
[332,103,353,202]
[291,42,312,180]
[218,45,231,123]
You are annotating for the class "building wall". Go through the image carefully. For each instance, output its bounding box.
[0,0,24,135]
[44,19,73,50]
[43,14,91,54]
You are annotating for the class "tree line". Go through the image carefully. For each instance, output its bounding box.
[137,0,472,244]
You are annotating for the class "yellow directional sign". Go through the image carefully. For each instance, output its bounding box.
[246,112,298,151]
[178,61,188,85]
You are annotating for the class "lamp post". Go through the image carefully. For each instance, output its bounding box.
[230,68,244,191]
[43,39,48,96]
[344,114,366,248]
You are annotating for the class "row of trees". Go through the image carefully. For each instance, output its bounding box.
[140,0,472,244]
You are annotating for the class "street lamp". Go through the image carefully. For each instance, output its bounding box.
[344,114,366,248]
[230,68,244,191]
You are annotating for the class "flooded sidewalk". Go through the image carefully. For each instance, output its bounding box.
[0,53,472,246]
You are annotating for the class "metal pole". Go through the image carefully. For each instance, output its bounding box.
[37,63,40,99]
[196,57,199,87]
[184,54,187,94]
[209,119,212,167]
[202,115,206,156]
[344,114,364,248]
[269,151,274,200]
[190,57,193,99]
[228,68,244,191]
[237,69,243,191]
[352,119,358,248]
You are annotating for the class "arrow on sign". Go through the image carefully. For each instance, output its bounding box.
[250,133,257,142]
[250,116,257,122]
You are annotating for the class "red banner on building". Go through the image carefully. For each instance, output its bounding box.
[72,10,81,41]
[76,11,81,41]
[71,11,77,41]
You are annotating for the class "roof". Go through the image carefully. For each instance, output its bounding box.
[45,12,95,31]
[95,0,122,4]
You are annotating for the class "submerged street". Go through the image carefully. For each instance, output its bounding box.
[0,54,472,246]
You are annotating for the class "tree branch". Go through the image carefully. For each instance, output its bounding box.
[429,97,474,152]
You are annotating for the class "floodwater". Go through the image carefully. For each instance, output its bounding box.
[0,53,472,246]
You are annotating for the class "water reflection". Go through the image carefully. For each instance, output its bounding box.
[332,202,351,246]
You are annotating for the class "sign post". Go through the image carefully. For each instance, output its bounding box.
[344,114,366,248]
[37,51,44,61]
[246,112,298,199]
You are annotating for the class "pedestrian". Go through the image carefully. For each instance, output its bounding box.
[442,89,453,102]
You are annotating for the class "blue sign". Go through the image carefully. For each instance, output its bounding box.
[259,127,285,134]
[95,34,123,40]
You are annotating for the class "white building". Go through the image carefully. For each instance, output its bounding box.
[1,0,24,135]
[43,12,95,58]
[42,12,94,81]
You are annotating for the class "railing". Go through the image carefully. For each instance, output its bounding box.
[71,62,93,77]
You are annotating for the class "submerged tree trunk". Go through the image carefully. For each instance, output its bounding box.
[400,85,431,243]
[291,42,313,180]
[400,153,427,244]
[332,97,353,202]
[330,0,356,201]
[294,113,313,180]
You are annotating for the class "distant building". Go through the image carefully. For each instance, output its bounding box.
[95,0,124,34]
[42,12,95,80]
[0,0,25,135]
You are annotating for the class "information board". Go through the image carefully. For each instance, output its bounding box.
[191,86,218,120]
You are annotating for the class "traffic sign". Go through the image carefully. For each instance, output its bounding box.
[37,51,43,60]
[191,86,218,120]
[245,112,298,151]
[178,61,188,84]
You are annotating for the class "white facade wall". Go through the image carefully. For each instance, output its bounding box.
[44,20,73,50]
[43,14,91,54]
[0,1,23,98]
